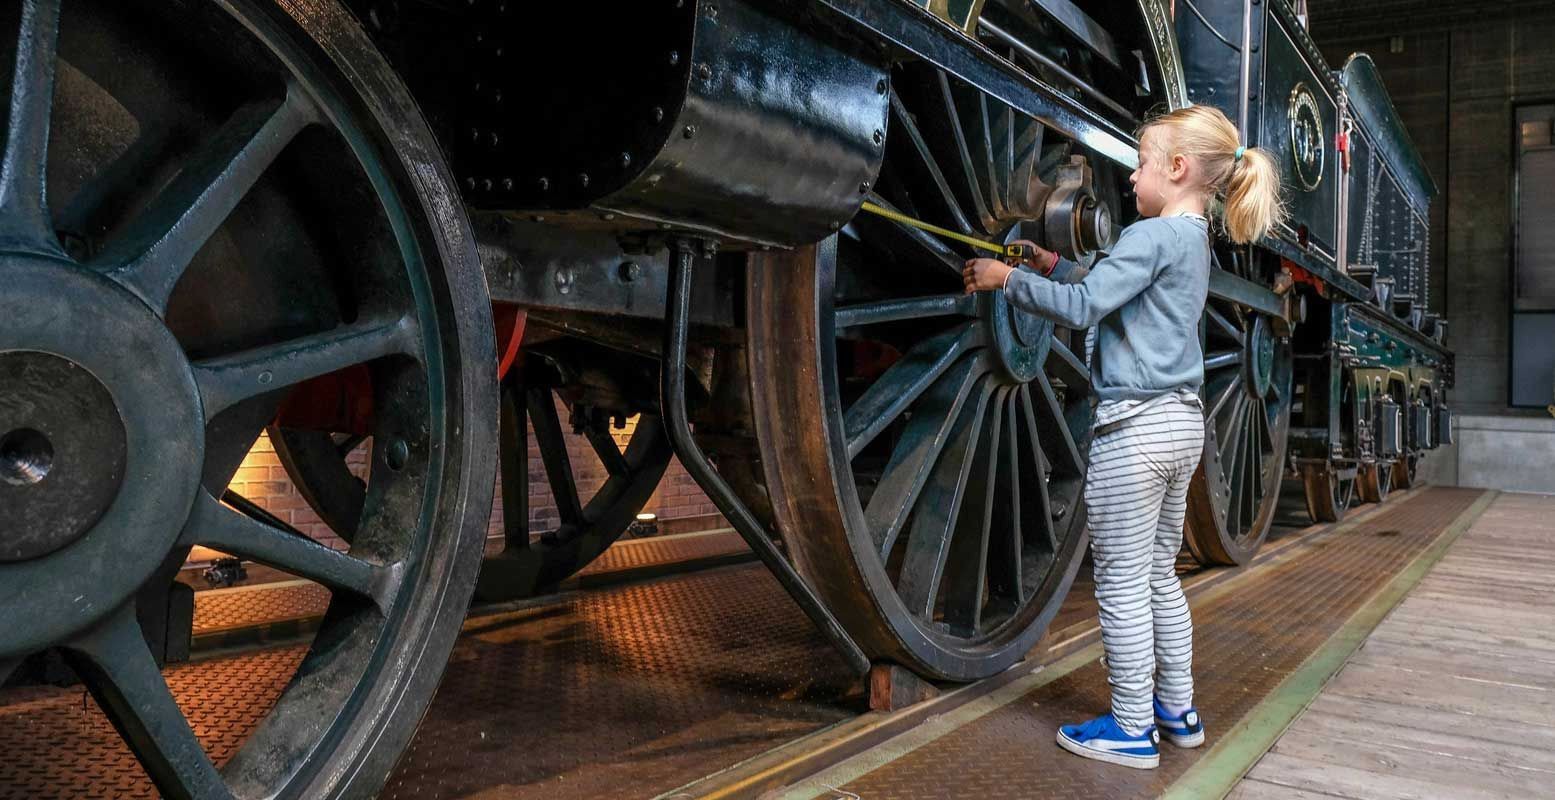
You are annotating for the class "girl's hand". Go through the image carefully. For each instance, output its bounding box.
[963,258,1014,294]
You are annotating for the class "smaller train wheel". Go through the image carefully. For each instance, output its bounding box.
[1356,460,1393,504]
[1184,303,1294,565]
[1391,453,1421,489]
[475,352,672,600]
[1302,462,1356,523]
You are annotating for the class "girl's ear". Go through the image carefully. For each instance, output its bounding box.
[1169,153,1190,181]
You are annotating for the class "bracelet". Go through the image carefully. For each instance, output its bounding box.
[1044,249,1060,276]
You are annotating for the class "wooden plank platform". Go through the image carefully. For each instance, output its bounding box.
[1233,492,1555,800]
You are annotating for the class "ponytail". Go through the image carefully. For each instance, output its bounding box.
[1224,146,1283,244]
[1139,105,1286,244]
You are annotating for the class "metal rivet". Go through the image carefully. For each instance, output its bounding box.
[531,214,546,222]
[621,152,633,167]
[537,177,550,191]
[258,371,273,385]
[602,212,616,221]
[578,173,590,187]
[554,268,575,295]
[873,129,883,145]
[471,128,481,142]
[669,50,681,65]
[652,106,665,122]
[683,125,697,139]
[385,439,410,471]
[859,181,871,194]
[502,177,514,191]
[489,131,500,146]
[659,222,673,230]
[704,4,718,20]
[482,178,493,191]
[829,221,841,230]
[465,177,477,191]
[876,78,887,94]
[618,261,642,282]
[697,63,712,81]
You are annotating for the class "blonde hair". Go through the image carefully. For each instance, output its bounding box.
[1139,105,1285,244]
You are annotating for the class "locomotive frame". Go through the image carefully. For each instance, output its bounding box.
[0,0,1452,796]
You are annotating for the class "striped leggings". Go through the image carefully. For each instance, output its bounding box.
[1083,398,1205,735]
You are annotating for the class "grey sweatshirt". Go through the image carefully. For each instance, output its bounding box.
[1002,216,1209,404]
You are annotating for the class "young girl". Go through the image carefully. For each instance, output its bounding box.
[963,104,1283,770]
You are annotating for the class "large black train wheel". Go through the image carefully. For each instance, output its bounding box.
[0,1,494,797]
[746,7,1184,678]
[1183,301,1294,565]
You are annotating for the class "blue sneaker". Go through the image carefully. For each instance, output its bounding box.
[1153,697,1205,748]
[1056,713,1159,769]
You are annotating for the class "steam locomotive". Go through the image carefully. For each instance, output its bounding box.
[0,0,1449,795]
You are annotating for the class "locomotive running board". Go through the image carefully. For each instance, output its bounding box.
[660,238,873,676]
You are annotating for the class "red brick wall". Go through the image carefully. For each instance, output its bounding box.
[220,397,721,559]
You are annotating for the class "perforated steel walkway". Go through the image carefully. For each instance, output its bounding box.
[0,489,1487,799]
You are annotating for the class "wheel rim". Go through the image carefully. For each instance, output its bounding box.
[1186,297,1294,565]
[747,17,1179,676]
[1302,463,1355,523]
[0,1,493,796]
[476,344,672,600]
[1357,460,1392,503]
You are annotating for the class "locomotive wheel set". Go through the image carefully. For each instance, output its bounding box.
[0,0,1451,796]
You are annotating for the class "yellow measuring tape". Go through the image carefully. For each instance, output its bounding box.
[858,200,1026,259]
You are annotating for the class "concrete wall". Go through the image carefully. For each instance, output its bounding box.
[1453,414,1555,494]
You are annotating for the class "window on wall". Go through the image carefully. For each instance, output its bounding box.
[1512,105,1555,408]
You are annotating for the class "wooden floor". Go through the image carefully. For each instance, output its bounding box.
[1231,491,1555,800]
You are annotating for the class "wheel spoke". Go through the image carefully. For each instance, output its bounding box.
[985,389,1025,609]
[897,377,993,617]
[222,488,308,538]
[835,292,976,329]
[942,387,1005,634]
[497,374,530,548]
[845,324,980,459]
[1207,306,1240,338]
[888,92,974,234]
[63,607,232,800]
[1018,384,1060,553]
[1206,372,1243,423]
[0,0,64,255]
[584,421,630,479]
[1248,404,1266,519]
[1221,394,1250,528]
[180,492,397,606]
[1045,338,1090,392]
[528,387,585,526]
[1204,350,1242,372]
[957,86,1006,222]
[334,433,368,458]
[94,90,316,312]
[1028,371,1084,477]
[1008,115,1044,215]
[854,192,964,274]
[193,316,414,420]
[865,356,983,557]
[934,72,993,231]
[0,657,19,685]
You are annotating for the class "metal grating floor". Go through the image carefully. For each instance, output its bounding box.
[814,487,1487,799]
[0,487,1451,800]
[188,529,749,642]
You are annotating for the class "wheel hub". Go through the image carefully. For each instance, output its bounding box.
[0,253,205,655]
[1244,314,1276,398]
[986,291,1053,385]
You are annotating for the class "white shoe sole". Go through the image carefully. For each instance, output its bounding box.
[1055,730,1159,769]
[1158,728,1205,748]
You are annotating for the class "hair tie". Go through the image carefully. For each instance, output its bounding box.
[1234,146,1246,162]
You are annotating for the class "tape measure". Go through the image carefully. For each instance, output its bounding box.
[858,201,1033,263]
